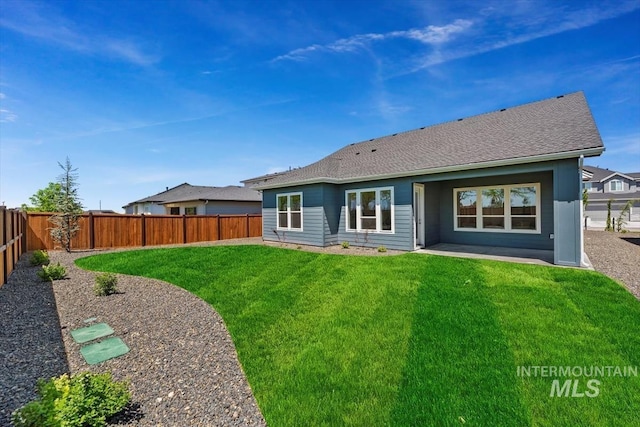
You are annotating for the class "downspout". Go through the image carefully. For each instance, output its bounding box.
[579,155,587,267]
[204,199,209,215]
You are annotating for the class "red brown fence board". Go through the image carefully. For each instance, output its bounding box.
[25,212,262,251]
[1,207,27,286]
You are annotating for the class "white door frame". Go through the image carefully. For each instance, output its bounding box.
[413,183,425,249]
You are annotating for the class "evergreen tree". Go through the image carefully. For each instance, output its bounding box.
[48,158,83,252]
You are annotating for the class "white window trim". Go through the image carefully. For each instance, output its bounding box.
[609,179,623,192]
[453,183,541,234]
[583,182,594,192]
[276,192,303,231]
[345,186,395,234]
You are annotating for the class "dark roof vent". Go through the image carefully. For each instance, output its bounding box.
[500,108,506,111]
[371,149,377,152]
[420,127,425,129]
[557,95,564,98]
[392,133,398,136]
[369,138,374,141]
[356,152,360,155]
[457,118,463,121]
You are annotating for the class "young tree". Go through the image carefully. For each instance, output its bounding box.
[49,157,83,252]
[605,199,613,232]
[22,182,63,212]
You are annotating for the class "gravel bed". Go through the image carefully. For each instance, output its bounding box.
[584,230,640,299]
[0,256,69,426]
[46,248,267,427]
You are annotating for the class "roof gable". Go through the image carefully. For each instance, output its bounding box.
[583,165,637,182]
[255,92,604,189]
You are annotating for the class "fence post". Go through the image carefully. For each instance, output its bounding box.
[89,211,95,249]
[11,211,18,267]
[246,214,250,237]
[141,214,146,246]
[216,215,221,241]
[1,207,7,285]
[183,215,187,244]
[21,211,27,252]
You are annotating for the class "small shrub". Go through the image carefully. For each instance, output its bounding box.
[12,372,130,427]
[341,241,350,249]
[94,272,118,296]
[377,246,387,253]
[37,263,66,281]
[30,250,50,266]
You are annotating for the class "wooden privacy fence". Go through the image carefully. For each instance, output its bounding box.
[26,212,262,251]
[1,207,27,286]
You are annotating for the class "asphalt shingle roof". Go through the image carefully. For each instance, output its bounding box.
[123,183,261,208]
[583,165,639,182]
[255,92,604,189]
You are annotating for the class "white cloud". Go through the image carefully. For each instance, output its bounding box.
[272,19,473,62]
[0,109,18,123]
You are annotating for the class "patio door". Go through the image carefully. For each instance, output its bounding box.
[414,183,425,248]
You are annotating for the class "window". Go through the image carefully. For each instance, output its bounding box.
[454,183,540,233]
[346,187,394,233]
[277,193,302,231]
[169,207,180,215]
[610,180,623,192]
[185,207,197,215]
[583,182,593,192]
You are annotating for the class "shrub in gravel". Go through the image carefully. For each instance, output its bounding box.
[11,372,130,427]
[341,241,350,249]
[37,263,66,281]
[377,246,387,253]
[29,250,50,266]
[94,272,118,296]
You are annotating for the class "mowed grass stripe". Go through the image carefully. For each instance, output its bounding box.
[76,246,640,426]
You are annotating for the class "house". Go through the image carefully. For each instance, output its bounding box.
[250,92,605,267]
[122,183,262,215]
[582,165,640,227]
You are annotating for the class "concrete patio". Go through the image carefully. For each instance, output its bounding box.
[415,243,557,266]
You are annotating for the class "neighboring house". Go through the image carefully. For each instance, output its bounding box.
[250,92,604,267]
[122,183,262,215]
[582,165,640,225]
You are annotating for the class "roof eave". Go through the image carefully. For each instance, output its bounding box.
[255,147,605,190]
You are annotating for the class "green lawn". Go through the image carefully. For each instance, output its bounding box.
[76,246,640,426]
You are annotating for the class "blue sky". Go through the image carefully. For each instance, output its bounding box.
[1,0,639,212]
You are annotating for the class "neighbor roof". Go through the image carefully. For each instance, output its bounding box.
[583,165,636,182]
[122,183,260,208]
[254,91,604,189]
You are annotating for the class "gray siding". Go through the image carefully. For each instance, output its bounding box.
[323,185,342,246]
[204,201,262,215]
[553,159,582,266]
[336,178,414,251]
[424,182,442,246]
[262,185,327,246]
